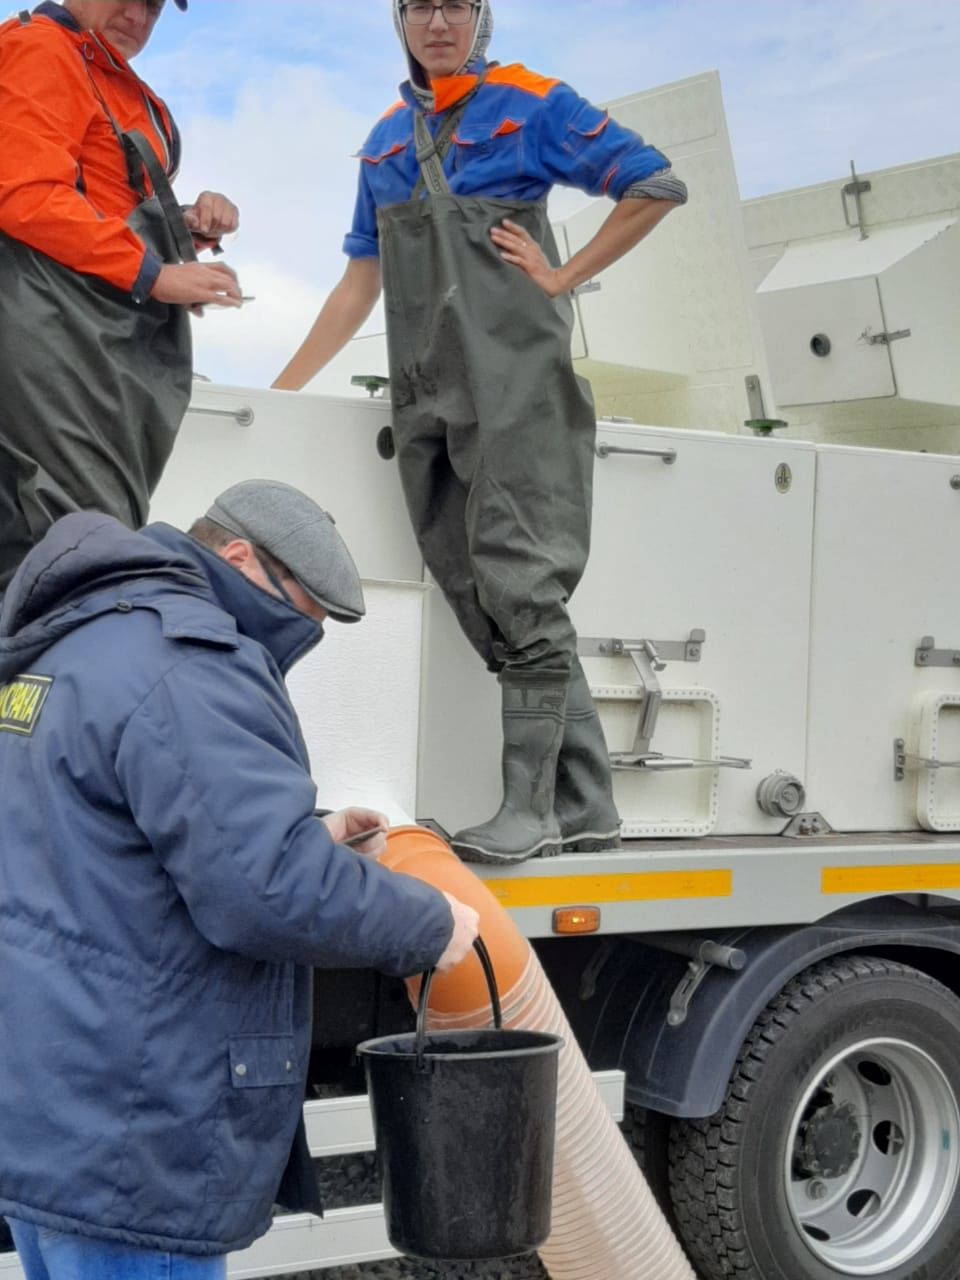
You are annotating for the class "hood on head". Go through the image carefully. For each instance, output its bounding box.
[393,0,493,106]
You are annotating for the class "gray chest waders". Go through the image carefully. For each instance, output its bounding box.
[376,98,619,862]
[0,52,195,590]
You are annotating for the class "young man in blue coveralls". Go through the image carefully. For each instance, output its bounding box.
[0,480,478,1280]
[275,0,687,866]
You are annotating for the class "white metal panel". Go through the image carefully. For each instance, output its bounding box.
[757,219,956,290]
[759,277,895,406]
[806,444,960,830]
[882,219,960,407]
[151,387,416,584]
[418,423,816,838]
[285,582,428,822]
[576,423,814,836]
[151,385,429,822]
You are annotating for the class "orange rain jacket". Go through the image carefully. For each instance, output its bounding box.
[0,3,181,300]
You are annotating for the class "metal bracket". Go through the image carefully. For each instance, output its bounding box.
[915,636,960,668]
[574,280,602,297]
[350,375,390,399]
[894,737,960,782]
[744,374,789,436]
[667,958,711,1027]
[578,939,618,1001]
[842,160,872,240]
[779,810,834,838]
[662,940,747,1027]
[861,327,912,347]
[579,632,705,665]
[189,404,254,427]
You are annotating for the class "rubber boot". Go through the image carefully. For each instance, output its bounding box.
[452,674,567,864]
[554,658,621,852]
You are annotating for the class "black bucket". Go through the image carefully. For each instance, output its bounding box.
[357,939,562,1261]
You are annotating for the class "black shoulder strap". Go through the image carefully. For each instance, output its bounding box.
[74,50,197,264]
[123,131,197,263]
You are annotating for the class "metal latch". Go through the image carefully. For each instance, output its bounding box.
[579,633,751,772]
[861,327,912,346]
[894,738,960,783]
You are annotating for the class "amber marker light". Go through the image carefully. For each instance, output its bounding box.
[553,906,601,935]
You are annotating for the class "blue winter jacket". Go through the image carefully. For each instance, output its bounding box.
[0,515,453,1255]
[346,61,683,258]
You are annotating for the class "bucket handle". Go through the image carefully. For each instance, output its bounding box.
[415,938,502,1068]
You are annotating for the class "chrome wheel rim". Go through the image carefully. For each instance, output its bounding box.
[784,1037,960,1275]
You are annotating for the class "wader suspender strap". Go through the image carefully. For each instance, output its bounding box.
[77,53,198,264]
[412,71,488,198]
[122,131,197,263]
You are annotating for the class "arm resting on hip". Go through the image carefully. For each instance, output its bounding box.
[492,196,677,299]
[273,257,382,391]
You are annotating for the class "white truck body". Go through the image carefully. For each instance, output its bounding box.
[5,70,960,1280]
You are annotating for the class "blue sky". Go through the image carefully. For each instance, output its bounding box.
[126,0,960,386]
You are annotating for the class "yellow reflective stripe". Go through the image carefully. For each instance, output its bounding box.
[484,869,733,910]
[823,863,960,895]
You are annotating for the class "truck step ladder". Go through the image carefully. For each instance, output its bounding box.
[0,1073,625,1280]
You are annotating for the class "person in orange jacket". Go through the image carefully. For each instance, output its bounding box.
[0,0,244,591]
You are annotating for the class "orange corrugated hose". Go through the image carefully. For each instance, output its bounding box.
[380,826,696,1280]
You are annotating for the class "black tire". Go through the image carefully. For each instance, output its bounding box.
[669,956,960,1280]
[621,1102,674,1222]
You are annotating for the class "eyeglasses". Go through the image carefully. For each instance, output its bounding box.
[401,2,479,26]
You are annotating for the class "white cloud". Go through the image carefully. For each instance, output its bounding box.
[132,0,959,386]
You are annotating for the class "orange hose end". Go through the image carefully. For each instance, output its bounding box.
[381,826,530,1012]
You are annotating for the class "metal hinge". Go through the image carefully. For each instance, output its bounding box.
[914,636,960,668]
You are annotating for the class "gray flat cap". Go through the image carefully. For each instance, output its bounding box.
[206,480,365,623]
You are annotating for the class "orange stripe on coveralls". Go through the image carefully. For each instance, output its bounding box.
[483,869,733,909]
[822,863,960,895]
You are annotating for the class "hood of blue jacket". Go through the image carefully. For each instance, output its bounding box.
[0,513,323,683]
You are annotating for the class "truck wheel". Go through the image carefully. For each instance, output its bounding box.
[668,956,960,1280]
[621,1103,673,1219]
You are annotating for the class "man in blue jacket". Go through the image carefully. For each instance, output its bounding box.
[0,479,478,1280]
[275,0,687,864]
